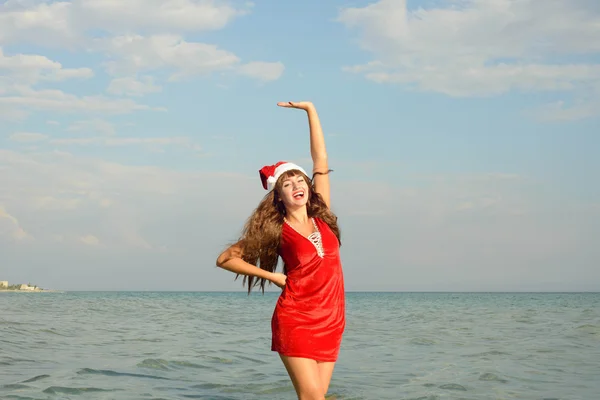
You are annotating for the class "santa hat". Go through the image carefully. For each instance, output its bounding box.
[259,161,308,191]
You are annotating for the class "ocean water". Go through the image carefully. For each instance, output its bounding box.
[1,292,599,400]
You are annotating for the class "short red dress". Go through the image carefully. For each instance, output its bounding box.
[271,217,346,362]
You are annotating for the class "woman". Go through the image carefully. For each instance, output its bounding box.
[216,101,345,400]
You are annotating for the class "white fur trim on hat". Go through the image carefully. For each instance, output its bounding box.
[259,161,307,191]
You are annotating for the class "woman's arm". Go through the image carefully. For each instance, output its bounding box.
[278,101,331,209]
[216,243,286,288]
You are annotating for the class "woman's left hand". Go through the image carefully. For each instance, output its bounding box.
[269,272,287,289]
[277,101,314,111]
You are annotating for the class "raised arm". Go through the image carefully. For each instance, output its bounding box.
[277,101,331,209]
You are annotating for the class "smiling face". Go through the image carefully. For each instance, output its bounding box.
[276,170,310,212]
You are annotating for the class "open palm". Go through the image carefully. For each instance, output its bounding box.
[277,101,313,111]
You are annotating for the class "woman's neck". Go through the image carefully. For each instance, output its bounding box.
[285,207,309,224]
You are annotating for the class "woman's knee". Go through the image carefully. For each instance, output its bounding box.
[298,387,325,400]
[297,381,325,400]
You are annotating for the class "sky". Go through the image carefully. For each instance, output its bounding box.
[1,0,599,292]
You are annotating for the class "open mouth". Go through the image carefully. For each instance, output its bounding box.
[292,190,305,200]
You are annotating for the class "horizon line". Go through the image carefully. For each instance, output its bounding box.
[14,290,599,294]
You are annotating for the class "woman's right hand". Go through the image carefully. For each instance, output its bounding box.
[270,272,287,289]
[277,101,314,111]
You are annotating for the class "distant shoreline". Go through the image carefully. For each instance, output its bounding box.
[0,289,62,293]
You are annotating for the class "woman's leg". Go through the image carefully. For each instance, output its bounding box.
[316,361,336,395]
[279,355,326,400]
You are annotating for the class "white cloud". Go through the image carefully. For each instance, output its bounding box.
[49,67,94,81]
[237,61,285,82]
[0,2,79,48]
[349,63,600,98]
[530,98,600,122]
[0,148,256,253]
[34,196,81,211]
[73,0,244,32]
[0,106,28,121]
[102,34,240,77]
[68,119,116,136]
[100,34,279,81]
[96,34,284,82]
[0,1,278,84]
[80,234,100,246]
[107,76,162,97]
[0,47,94,119]
[50,136,195,148]
[9,132,49,143]
[103,137,191,146]
[0,86,162,114]
[0,148,598,291]
[331,172,600,292]
[338,0,600,119]
[0,48,155,118]
[0,205,33,241]
[0,0,246,47]
[0,1,282,121]
[0,47,93,84]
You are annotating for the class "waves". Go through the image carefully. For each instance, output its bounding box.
[1,365,295,399]
[1,291,599,399]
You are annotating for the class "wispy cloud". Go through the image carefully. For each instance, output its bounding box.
[0,149,254,252]
[237,61,286,82]
[79,234,100,246]
[0,205,33,241]
[1,148,598,290]
[9,132,49,143]
[0,86,162,115]
[0,0,246,46]
[339,0,600,120]
[0,47,93,84]
[67,119,116,136]
[107,76,162,97]
[49,136,199,150]
[0,1,282,120]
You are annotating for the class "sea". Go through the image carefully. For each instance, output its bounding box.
[1,292,599,400]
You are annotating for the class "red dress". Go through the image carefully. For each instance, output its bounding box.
[271,217,346,362]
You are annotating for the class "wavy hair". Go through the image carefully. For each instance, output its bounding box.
[234,169,340,294]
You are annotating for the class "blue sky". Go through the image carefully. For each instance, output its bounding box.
[1,0,599,291]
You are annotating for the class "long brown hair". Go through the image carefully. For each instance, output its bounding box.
[235,169,340,294]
